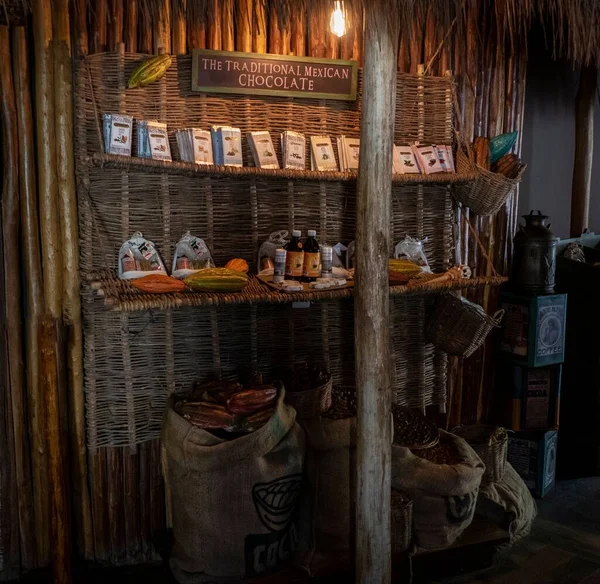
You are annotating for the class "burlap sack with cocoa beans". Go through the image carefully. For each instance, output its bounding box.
[392,430,484,551]
[162,390,307,583]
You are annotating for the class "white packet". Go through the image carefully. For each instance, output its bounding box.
[394,235,431,273]
[171,231,214,279]
[118,231,167,280]
[332,242,347,268]
[257,230,289,275]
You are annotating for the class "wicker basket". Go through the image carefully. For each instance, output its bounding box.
[285,375,333,419]
[454,149,527,216]
[426,294,504,357]
[453,425,508,485]
[391,491,413,555]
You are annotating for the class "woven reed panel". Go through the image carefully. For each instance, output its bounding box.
[76,52,455,448]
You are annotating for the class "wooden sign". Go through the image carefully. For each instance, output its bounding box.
[192,49,358,101]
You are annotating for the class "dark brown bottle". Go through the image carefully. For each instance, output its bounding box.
[302,230,320,282]
[284,230,304,280]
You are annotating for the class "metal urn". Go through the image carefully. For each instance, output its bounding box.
[511,210,558,294]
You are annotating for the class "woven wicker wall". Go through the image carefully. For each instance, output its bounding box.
[76,52,455,448]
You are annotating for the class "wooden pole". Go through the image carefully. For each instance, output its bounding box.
[91,0,107,53]
[355,3,398,582]
[172,0,187,55]
[153,0,171,54]
[253,0,267,53]
[269,6,290,55]
[12,25,50,569]
[208,0,222,50]
[53,0,95,560]
[221,0,234,51]
[108,0,123,50]
[73,0,88,55]
[126,0,137,53]
[236,0,252,52]
[570,65,597,237]
[40,317,71,584]
[290,1,305,57]
[0,24,36,571]
[33,0,63,319]
[139,3,152,54]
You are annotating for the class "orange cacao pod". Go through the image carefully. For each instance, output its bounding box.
[244,408,275,432]
[226,387,277,415]
[130,274,186,294]
[225,258,249,273]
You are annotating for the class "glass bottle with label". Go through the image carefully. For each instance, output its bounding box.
[284,230,304,279]
[302,230,321,282]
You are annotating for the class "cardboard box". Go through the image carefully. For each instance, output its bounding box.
[498,362,561,431]
[499,293,567,367]
[508,430,557,498]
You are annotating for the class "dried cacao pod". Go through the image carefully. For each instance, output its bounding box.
[178,402,235,429]
[226,387,277,415]
[130,274,187,294]
[244,408,275,432]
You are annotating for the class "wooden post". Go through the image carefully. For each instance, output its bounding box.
[53,0,95,560]
[253,0,267,53]
[208,0,222,50]
[221,0,234,51]
[0,24,36,571]
[236,0,252,52]
[570,65,597,237]
[355,3,398,583]
[40,317,71,584]
[154,0,171,54]
[172,0,187,55]
[126,0,137,53]
[12,25,50,568]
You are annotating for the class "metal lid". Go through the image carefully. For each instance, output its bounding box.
[291,230,301,237]
[307,229,316,237]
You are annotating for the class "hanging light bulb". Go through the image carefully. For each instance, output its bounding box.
[330,1,347,38]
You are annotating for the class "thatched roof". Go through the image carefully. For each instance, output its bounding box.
[164,0,600,66]
[0,0,29,24]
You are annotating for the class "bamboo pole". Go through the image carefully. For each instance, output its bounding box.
[172,0,186,55]
[40,318,71,584]
[12,25,50,569]
[570,66,596,236]
[52,0,94,560]
[126,0,137,53]
[222,0,234,50]
[153,0,171,54]
[188,8,206,50]
[0,24,36,571]
[355,4,398,582]
[308,1,326,58]
[290,1,305,57]
[409,3,422,74]
[236,0,252,52]
[208,0,222,50]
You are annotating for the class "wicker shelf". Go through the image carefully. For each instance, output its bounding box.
[89,271,507,312]
[86,153,477,185]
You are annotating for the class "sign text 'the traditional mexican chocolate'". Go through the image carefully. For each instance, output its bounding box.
[192,49,357,101]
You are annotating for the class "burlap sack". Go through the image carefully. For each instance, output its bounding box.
[163,390,307,583]
[477,462,537,545]
[301,415,356,555]
[392,430,484,551]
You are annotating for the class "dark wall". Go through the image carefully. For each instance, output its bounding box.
[520,27,600,238]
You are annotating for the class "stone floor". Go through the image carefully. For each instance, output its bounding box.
[13,478,600,583]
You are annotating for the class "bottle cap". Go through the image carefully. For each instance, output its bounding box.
[292,230,301,237]
[307,229,316,237]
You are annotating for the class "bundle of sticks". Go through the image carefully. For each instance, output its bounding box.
[471,136,524,179]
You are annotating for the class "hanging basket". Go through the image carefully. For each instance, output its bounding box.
[391,491,413,555]
[285,375,333,419]
[454,149,526,216]
[452,425,508,486]
[426,293,504,357]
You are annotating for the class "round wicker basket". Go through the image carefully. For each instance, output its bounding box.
[426,293,504,357]
[454,149,526,216]
[285,375,333,419]
[453,425,508,485]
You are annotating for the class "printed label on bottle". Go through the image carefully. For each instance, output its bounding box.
[285,251,304,277]
[303,252,321,278]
